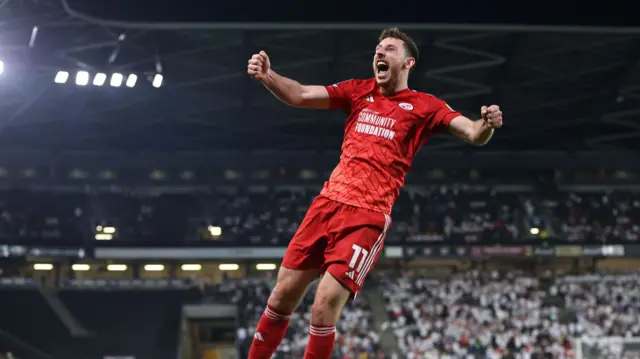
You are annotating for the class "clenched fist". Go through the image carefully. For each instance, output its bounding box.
[247,50,271,81]
[481,105,503,129]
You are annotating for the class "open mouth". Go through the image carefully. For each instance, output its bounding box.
[376,61,389,75]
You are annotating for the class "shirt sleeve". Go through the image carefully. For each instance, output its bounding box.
[324,79,357,112]
[427,97,463,133]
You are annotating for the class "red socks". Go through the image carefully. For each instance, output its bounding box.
[247,307,337,359]
[247,305,292,359]
[303,325,337,359]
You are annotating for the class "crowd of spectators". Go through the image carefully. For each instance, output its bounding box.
[536,190,640,243]
[381,271,640,359]
[0,186,635,245]
[212,279,382,359]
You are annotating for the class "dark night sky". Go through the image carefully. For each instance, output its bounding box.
[63,0,636,27]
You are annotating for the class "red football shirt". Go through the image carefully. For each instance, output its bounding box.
[320,78,462,214]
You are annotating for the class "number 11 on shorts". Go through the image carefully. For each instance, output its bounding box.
[349,244,368,272]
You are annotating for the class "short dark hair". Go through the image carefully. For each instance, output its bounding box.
[378,27,419,65]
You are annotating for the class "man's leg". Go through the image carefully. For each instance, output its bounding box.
[303,271,351,359]
[248,266,319,359]
[303,208,391,359]
[249,196,332,359]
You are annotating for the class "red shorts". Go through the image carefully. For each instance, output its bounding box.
[281,195,391,299]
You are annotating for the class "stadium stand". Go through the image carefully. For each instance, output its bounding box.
[0,186,636,245]
[382,271,640,359]
[212,279,381,359]
[0,184,637,359]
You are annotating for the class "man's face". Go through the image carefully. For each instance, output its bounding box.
[373,37,413,85]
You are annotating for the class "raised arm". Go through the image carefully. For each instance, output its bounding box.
[448,105,502,146]
[247,51,331,109]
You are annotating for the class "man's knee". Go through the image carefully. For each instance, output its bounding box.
[310,272,351,324]
[268,267,318,312]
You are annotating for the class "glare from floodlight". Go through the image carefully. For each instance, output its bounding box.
[54,71,69,84]
[126,74,137,88]
[110,73,123,87]
[0,61,4,75]
[76,71,89,86]
[93,73,107,86]
[152,74,163,88]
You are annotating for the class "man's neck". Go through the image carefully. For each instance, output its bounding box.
[379,80,409,96]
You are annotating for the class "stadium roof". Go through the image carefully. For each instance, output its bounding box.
[0,0,639,155]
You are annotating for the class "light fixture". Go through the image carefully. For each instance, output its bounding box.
[219,263,239,271]
[110,73,123,87]
[95,233,112,241]
[208,226,222,236]
[72,264,90,271]
[54,71,69,84]
[256,263,277,271]
[93,73,107,86]
[152,74,163,88]
[144,264,164,271]
[125,74,137,88]
[75,71,89,86]
[107,264,127,271]
[33,263,53,271]
[181,264,202,271]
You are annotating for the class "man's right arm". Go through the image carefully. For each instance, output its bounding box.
[261,69,331,109]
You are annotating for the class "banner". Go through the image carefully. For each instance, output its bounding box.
[95,247,287,259]
[532,246,555,256]
[407,234,445,242]
[580,245,627,256]
[555,245,582,257]
[471,246,528,257]
[404,246,470,258]
[60,278,194,288]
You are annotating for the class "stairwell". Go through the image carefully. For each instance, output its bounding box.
[361,280,398,357]
[0,329,55,359]
[36,286,92,338]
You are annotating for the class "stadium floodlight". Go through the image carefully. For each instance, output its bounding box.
[0,61,4,75]
[33,263,53,271]
[54,71,69,84]
[72,264,90,271]
[152,73,163,88]
[110,73,123,87]
[125,74,137,88]
[181,264,202,271]
[75,71,89,86]
[93,73,107,86]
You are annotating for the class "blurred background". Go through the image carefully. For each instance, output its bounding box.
[0,1,639,359]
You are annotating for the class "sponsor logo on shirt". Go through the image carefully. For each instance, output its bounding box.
[399,102,413,111]
[354,109,396,140]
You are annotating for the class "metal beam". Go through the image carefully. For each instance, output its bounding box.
[59,3,640,35]
[424,33,505,101]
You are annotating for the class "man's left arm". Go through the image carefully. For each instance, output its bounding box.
[448,105,503,146]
